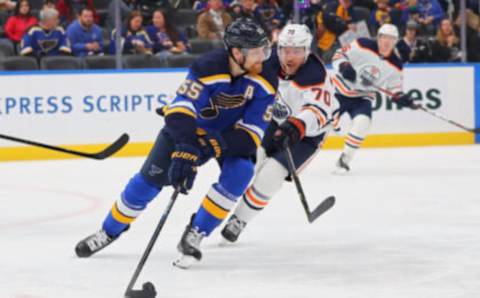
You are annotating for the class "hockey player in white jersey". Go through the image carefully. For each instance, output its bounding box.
[331,24,415,174]
[220,24,338,243]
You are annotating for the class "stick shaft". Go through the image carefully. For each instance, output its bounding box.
[284,147,311,219]
[0,133,129,160]
[373,85,478,133]
[125,190,180,294]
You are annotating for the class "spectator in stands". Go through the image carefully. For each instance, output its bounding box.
[109,10,152,55]
[136,0,172,20]
[0,0,16,11]
[429,18,461,62]
[66,7,103,56]
[56,0,99,26]
[197,0,232,40]
[315,0,357,62]
[370,0,392,30]
[146,9,189,61]
[4,0,38,45]
[229,0,242,16]
[42,0,56,10]
[20,8,72,58]
[460,8,480,61]
[106,0,137,30]
[229,0,267,33]
[396,20,430,62]
[415,0,444,35]
[464,4,480,32]
[194,0,232,11]
[255,0,284,41]
[467,0,479,15]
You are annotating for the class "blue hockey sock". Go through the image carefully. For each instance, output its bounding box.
[192,157,255,235]
[192,183,238,236]
[103,173,161,237]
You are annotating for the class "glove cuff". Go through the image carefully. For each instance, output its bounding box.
[287,117,306,140]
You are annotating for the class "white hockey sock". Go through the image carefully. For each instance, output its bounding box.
[342,114,371,165]
[233,158,288,223]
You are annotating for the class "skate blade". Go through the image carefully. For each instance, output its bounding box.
[218,237,235,247]
[172,254,197,269]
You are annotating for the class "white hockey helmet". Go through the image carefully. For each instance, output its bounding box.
[377,24,399,40]
[277,24,313,58]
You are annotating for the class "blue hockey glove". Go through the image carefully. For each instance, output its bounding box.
[168,143,199,194]
[197,130,228,165]
[339,62,356,83]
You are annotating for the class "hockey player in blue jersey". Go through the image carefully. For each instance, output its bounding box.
[219,24,338,243]
[74,18,278,268]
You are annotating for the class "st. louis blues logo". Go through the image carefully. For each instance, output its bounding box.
[148,164,163,177]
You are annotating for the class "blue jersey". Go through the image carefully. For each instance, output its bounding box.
[66,20,104,57]
[20,25,71,57]
[164,48,278,154]
[108,28,153,55]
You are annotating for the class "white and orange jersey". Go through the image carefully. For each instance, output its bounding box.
[273,54,338,138]
[332,38,403,99]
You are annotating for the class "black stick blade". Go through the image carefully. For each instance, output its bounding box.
[125,282,157,298]
[92,133,130,160]
[308,196,335,223]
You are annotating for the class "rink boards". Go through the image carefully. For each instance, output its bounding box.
[0,64,479,161]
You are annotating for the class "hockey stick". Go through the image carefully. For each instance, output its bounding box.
[372,85,480,134]
[124,189,180,298]
[0,133,130,160]
[284,146,335,223]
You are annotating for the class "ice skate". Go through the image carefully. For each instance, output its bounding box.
[173,219,206,269]
[220,215,247,245]
[333,153,350,175]
[75,229,118,258]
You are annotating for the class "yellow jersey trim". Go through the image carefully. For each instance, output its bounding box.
[235,125,262,147]
[164,106,197,118]
[199,74,231,85]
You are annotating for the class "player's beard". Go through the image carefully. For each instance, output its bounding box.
[246,62,263,75]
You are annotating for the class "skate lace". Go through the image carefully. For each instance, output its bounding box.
[185,227,206,249]
[86,230,111,251]
[226,216,246,236]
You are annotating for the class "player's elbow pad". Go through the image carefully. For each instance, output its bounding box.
[164,113,197,144]
[222,129,258,158]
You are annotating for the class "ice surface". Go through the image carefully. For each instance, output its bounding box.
[1,145,479,298]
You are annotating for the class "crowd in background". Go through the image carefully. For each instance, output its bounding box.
[0,0,479,68]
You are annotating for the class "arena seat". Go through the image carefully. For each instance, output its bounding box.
[40,56,83,70]
[83,55,118,69]
[0,56,38,70]
[123,54,168,69]
[189,39,217,54]
[167,54,200,68]
[0,38,15,56]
